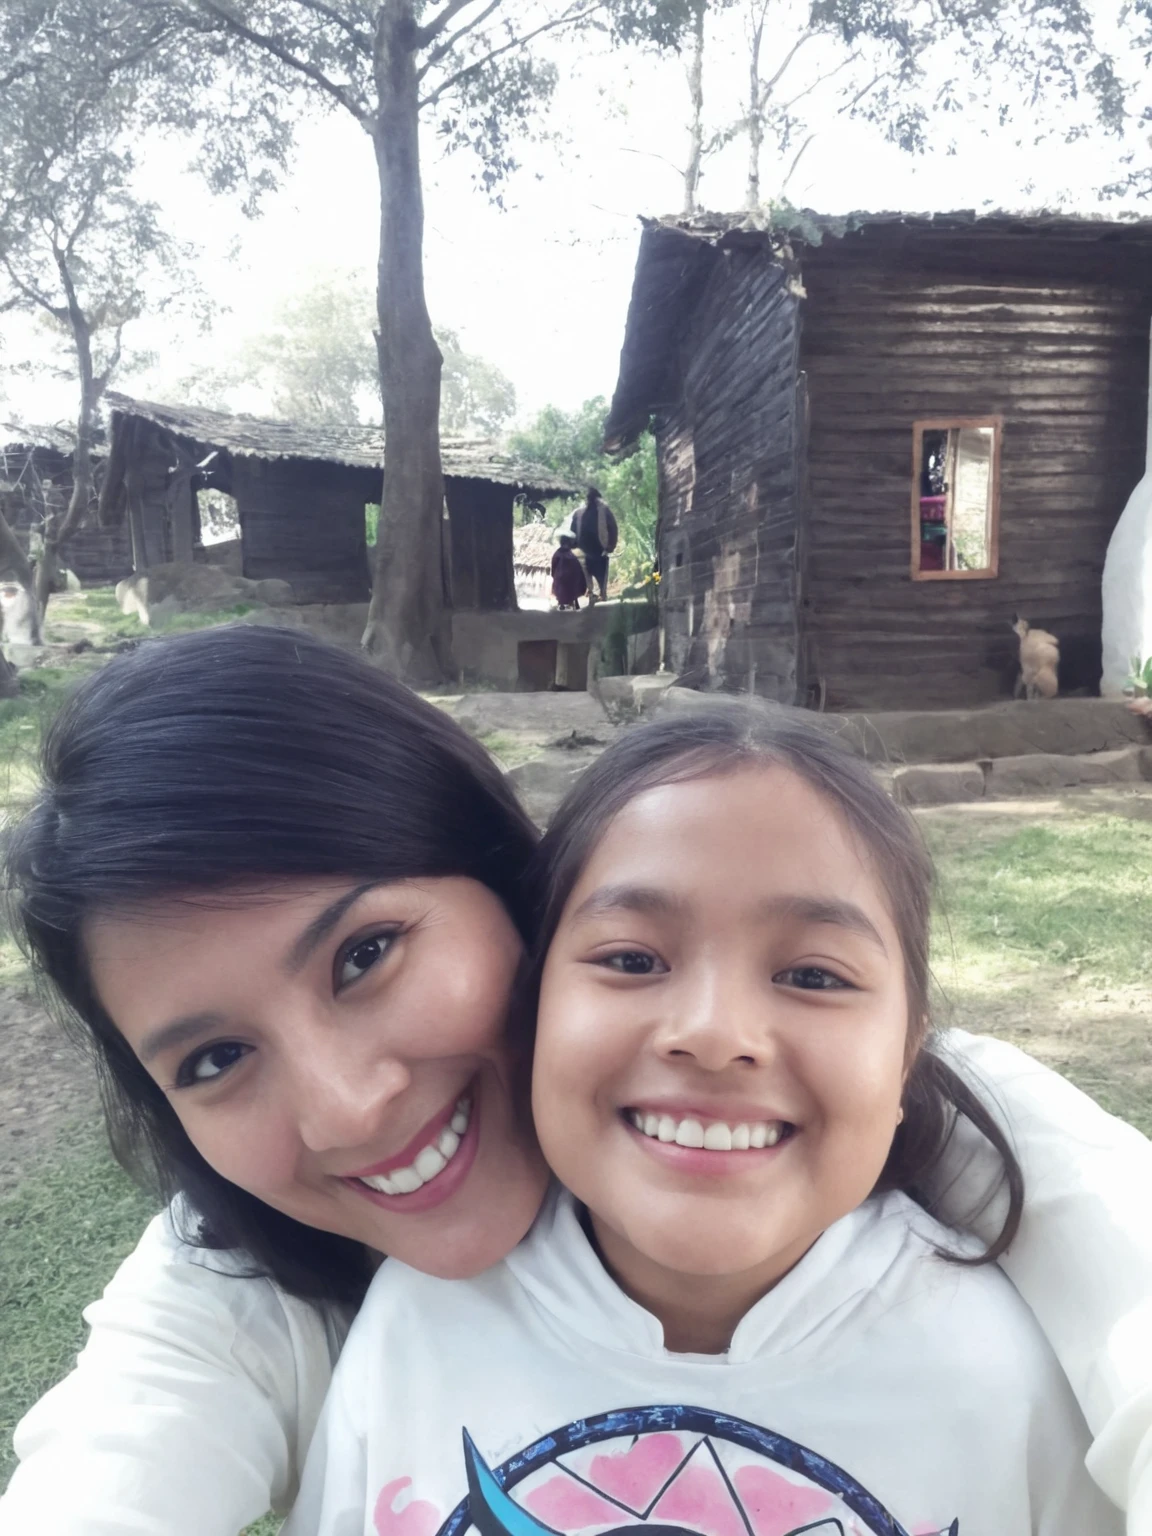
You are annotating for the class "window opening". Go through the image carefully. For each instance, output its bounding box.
[911,418,1000,580]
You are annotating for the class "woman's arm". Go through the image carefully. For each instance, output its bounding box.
[0,1208,347,1536]
[931,1029,1152,1527]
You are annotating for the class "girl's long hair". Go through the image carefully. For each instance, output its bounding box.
[3,626,540,1304]
[520,702,1023,1265]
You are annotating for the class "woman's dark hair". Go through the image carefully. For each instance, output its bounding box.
[3,625,540,1305]
[521,701,1023,1265]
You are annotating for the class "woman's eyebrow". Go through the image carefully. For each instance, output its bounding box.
[285,881,385,972]
[570,884,682,923]
[138,1011,228,1065]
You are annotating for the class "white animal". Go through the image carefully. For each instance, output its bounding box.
[1012,616,1059,700]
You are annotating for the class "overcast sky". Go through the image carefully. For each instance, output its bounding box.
[4,4,1151,431]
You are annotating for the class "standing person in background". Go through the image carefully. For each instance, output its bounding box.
[570,486,618,603]
[550,535,587,610]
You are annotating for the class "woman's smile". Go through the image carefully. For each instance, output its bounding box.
[341,1083,482,1212]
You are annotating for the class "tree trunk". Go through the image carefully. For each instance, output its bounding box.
[745,11,765,211]
[683,0,706,215]
[0,508,42,645]
[361,0,449,683]
[36,315,97,614]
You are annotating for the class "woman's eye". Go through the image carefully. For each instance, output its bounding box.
[176,1041,250,1088]
[600,951,661,976]
[337,931,397,990]
[774,965,851,991]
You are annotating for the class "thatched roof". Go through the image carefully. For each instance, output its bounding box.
[0,422,80,458]
[103,391,579,497]
[513,520,561,573]
[604,207,1152,454]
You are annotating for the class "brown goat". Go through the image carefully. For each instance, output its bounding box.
[1012,616,1059,700]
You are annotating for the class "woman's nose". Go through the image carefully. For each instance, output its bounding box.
[293,1048,412,1155]
[652,970,772,1071]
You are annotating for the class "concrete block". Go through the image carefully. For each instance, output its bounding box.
[891,763,986,807]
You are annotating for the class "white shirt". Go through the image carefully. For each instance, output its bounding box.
[1,1031,1150,1535]
[283,1185,1121,1536]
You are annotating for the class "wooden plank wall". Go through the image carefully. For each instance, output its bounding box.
[657,246,803,698]
[798,228,1152,709]
[235,458,374,603]
[0,452,132,585]
[445,478,517,610]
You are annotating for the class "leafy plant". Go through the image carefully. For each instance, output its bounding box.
[1125,655,1152,695]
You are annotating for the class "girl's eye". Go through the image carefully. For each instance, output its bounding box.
[176,1041,251,1088]
[600,951,662,976]
[774,965,851,991]
[337,931,397,990]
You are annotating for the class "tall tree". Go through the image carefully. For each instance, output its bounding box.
[156,0,687,680]
[0,7,206,615]
[720,0,1129,212]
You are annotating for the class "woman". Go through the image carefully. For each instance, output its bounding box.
[0,626,1148,1536]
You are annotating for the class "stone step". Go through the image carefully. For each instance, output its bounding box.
[891,745,1152,806]
[830,698,1150,766]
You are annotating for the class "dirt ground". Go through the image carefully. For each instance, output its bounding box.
[1,780,1148,1197]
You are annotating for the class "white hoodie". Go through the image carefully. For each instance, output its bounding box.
[282,1185,1121,1536]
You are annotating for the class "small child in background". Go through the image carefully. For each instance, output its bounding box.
[285,705,1123,1536]
[551,534,587,610]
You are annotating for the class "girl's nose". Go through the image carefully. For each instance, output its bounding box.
[652,971,772,1072]
[294,1050,412,1155]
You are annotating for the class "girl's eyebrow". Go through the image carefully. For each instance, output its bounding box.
[139,1010,227,1065]
[570,883,681,923]
[762,895,887,953]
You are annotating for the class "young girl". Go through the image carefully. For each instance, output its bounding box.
[284,704,1126,1536]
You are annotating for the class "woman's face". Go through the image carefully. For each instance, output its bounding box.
[87,876,549,1278]
[533,766,909,1312]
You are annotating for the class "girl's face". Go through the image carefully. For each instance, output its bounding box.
[87,876,549,1278]
[534,766,910,1327]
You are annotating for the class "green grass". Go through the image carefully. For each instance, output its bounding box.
[476,729,542,769]
[926,810,1152,1135]
[0,1122,158,1492]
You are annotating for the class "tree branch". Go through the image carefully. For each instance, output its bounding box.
[185,0,371,122]
[416,0,497,49]
[756,29,813,111]
[418,0,504,81]
[420,0,606,109]
[776,49,861,115]
[287,0,374,52]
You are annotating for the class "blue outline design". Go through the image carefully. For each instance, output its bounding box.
[434,1405,921,1536]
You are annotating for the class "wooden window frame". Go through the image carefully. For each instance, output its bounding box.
[910,415,1002,582]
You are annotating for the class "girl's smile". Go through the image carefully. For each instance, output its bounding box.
[533,764,910,1352]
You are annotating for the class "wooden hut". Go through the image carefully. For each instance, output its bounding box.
[604,210,1152,709]
[0,425,131,586]
[98,393,577,607]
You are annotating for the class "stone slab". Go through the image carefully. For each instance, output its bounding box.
[829,698,1152,766]
[594,673,678,723]
[985,745,1152,796]
[891,763,986,807]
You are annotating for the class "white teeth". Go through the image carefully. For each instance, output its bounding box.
[674,1119,705,1148]
[413,1145,447,1181]
[629,1110,790,1153]
[354,1095,471,1197]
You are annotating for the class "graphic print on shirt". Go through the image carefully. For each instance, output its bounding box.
[375,1406,958,1536]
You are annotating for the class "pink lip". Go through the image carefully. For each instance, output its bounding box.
[624,1118,796,1179]
[342,1093,482,1216]
[345,1090,468,1180]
